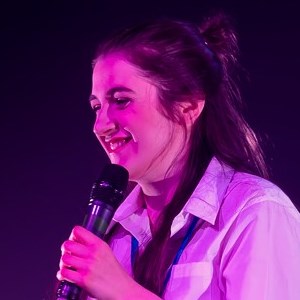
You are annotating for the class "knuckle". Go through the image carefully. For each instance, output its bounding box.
[56,270,62,280]
[61,240,69,252]
[61,253,70,263]
[73,225,82,235]
[60,267,68,278]
[69,227,77,239]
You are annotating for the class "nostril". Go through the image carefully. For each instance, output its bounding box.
[94,123,119,139]
[94,117,118,135]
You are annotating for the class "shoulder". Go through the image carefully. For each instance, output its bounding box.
[219,172,300,230]
[211,172,300,224]
[190,158,299,224]
[228,171,294,207]
[218,172,300,300]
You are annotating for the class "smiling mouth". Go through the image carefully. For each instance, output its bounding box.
[104,136,132,153]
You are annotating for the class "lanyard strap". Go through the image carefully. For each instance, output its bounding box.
[131,232,139,266]
[131,215,200,293]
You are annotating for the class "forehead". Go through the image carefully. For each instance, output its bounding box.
[92,54,157,100]
[93,54,141,86]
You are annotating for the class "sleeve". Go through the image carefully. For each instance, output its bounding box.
[220,200,300,300]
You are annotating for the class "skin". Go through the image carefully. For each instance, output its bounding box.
[57,226,161,299]
[90,54,187,186]
[57,53,204,299]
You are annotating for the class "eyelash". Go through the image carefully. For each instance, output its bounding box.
[113,97,130,108]
[92,104,101,112]
[91,97,130,112]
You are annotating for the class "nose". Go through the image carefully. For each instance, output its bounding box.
[93,105,117,137]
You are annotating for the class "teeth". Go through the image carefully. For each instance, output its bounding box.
[105,136,111,143]
[110,139,126,151]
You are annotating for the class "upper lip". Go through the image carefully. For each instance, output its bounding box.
[104,135,131,143]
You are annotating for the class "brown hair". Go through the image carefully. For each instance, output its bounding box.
[95,12,268,295]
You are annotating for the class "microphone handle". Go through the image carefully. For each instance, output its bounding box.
[82,200,115,239]
[56,201,116,299]
[56,163,129,300]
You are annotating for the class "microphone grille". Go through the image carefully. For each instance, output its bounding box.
[99,164,129,192]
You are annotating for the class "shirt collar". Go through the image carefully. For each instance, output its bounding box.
[113,184,151,244]
[182,157,234,225]
[113,157,235,238]
[113,183,143,222]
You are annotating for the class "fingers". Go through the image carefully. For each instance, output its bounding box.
[58,251,91,287]
[57,267,82,286]
[69,226,101,246]
[61,240,90,258]
[63,226,105,257]
[59,252,87,271]
[61,226,107,265]
[57,226,109,290]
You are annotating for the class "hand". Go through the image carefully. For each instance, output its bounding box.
[57,225,141,299]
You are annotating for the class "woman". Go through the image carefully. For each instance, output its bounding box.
[57,13,300,299]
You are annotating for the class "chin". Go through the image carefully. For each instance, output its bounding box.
[109,157,133,176]
[109,155,152,182]
[120,164,143,182]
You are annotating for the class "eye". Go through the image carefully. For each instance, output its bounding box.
[91,103,101,112]
[113,97,131,109]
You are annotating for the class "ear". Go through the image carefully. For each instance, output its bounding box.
[179,100,205,126]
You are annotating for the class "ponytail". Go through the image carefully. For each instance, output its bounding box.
[199,12,269,179]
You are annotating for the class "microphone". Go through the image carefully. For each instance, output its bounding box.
[56,163,129,300]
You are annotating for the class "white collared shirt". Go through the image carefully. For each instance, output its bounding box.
[99,158,300,299]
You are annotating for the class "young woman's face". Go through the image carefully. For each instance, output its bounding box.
[90,54,187,182]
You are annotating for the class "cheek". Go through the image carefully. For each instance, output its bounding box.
[159,125,187,154]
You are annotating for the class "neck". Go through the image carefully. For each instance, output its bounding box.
[137,174,180,232]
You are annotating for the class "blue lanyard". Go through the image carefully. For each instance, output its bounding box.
[131,215,200,293]
[131,233,139,266]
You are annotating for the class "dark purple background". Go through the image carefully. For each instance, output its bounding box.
[1,1,299,299]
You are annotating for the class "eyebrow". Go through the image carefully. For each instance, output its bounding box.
[89,86,134,102]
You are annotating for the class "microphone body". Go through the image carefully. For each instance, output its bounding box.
[56,164,129,300]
